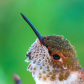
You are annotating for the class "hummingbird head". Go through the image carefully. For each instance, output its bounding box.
[21,13,82,83]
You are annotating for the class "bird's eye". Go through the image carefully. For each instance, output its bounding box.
[53,54,60,60]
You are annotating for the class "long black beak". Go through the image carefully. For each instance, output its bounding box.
[20,13,44,45]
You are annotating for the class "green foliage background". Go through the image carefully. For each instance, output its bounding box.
[0,0,84,84]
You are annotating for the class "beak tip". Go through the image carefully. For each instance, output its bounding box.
[20,13,23,17]
[20,13,22,14]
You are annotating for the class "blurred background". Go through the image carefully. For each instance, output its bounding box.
[0,0,84,84]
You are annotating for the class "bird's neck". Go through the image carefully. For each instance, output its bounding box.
[35,71,80,84]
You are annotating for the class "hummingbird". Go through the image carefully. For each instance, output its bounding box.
[20,13,84,84]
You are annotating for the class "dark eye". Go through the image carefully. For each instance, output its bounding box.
[53,54,60,60]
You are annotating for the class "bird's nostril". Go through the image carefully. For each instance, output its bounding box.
[49,51,52,55]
